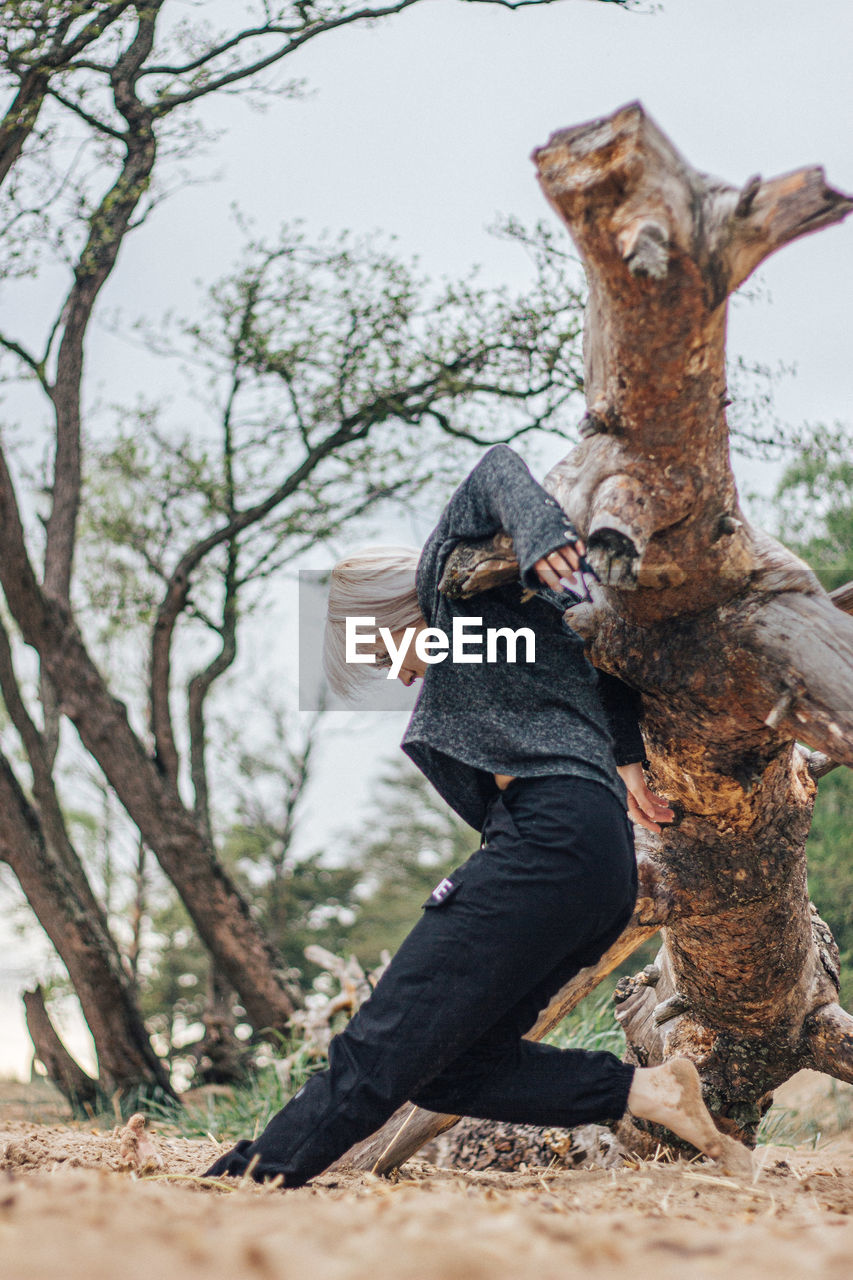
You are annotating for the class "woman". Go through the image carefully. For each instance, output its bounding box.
[205,445,745,1185]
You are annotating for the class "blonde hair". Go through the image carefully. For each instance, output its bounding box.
[323,546,423,700]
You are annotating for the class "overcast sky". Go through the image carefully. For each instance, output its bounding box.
[2,0,852,1077]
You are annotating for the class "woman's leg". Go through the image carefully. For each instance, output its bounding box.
[413,1038,633,1128]
[205,777,636,1185]
[410,893,637,1127]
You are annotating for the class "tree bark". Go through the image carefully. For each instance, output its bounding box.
[0,753,175,1099]
[529,105,853,1146]
[0,445,295,1035]
[345,103,853,1170]
[23,987,101,1114]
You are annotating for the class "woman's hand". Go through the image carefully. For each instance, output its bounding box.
[533,540,586,591]
[617,762,675,834]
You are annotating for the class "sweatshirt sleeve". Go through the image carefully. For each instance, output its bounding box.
[431,444,582,589]
[595,669,649,767]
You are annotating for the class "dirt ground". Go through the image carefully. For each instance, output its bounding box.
[2,1073,853,1280]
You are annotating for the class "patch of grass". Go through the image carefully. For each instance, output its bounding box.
[758,1077,853,1149]
[148,1042,329,1143]
[756,1105,823,1149]
[543,984,626,1057]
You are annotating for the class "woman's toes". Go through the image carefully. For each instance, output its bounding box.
[714,1133,754,1178]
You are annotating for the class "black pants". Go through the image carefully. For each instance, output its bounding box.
[205,775,638,1185]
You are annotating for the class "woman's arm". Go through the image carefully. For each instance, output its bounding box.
[433,444,585,589]
[595,668,647,768]
[596,669,674,834]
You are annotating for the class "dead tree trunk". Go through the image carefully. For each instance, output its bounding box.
[337,102,853,1172]
[530,103,853,1147]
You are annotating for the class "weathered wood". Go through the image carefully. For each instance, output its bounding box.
[831,580,853,614]
[428,104,853,1160]
[806,1003,853,1084]
[530,104,853,1145]
[438,533,518,599]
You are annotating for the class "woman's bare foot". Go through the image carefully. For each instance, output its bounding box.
[627,1059,753,1175]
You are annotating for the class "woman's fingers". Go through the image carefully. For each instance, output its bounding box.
[640,790,675,819]
[627,797,663,834]
[617,765,675,834]
[548,545,585,571]
[534,542,587,589]
[534,559,562,589]
[627,784,675,834]
[642,795,675,818]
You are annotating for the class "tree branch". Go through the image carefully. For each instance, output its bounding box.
[0,331,49,389]
[0,3,135,190]
[47,87,127,140]
[805,1002,853,1085]
[0,66,49,190]
[0,750,172,1097]
[150,1,423,114]
[830,578,853,615]
[723,169,853,295]
[23,986,100,1111]
[44,8,162,610]
[46,2,137,65]
[141,23,300,78]
[731,591,853,766]
[149,398,411,779]
[0,613,105,920]
[187,539,238,844]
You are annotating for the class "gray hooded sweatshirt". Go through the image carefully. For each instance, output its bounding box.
[401,445,646,831]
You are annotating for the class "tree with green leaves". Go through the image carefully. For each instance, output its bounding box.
[772,425,853,1006]
[0,1,628,1103]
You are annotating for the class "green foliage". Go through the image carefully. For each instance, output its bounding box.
[543,985,627,1058]
[757,1077,853,1149]
[773,423,853,589]
[772,424,853,1005]
[148,1046,327,1144]
[804,769,853,1007]
[333,756,475,966]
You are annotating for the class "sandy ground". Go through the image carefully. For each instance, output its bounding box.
[2,1073,853,1280]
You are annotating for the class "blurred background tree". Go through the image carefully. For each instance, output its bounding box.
[772,424,853,1007]
[0,1,601,1105]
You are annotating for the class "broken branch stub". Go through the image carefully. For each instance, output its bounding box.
[532,103,852,619]
[806,1003,853,1085]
